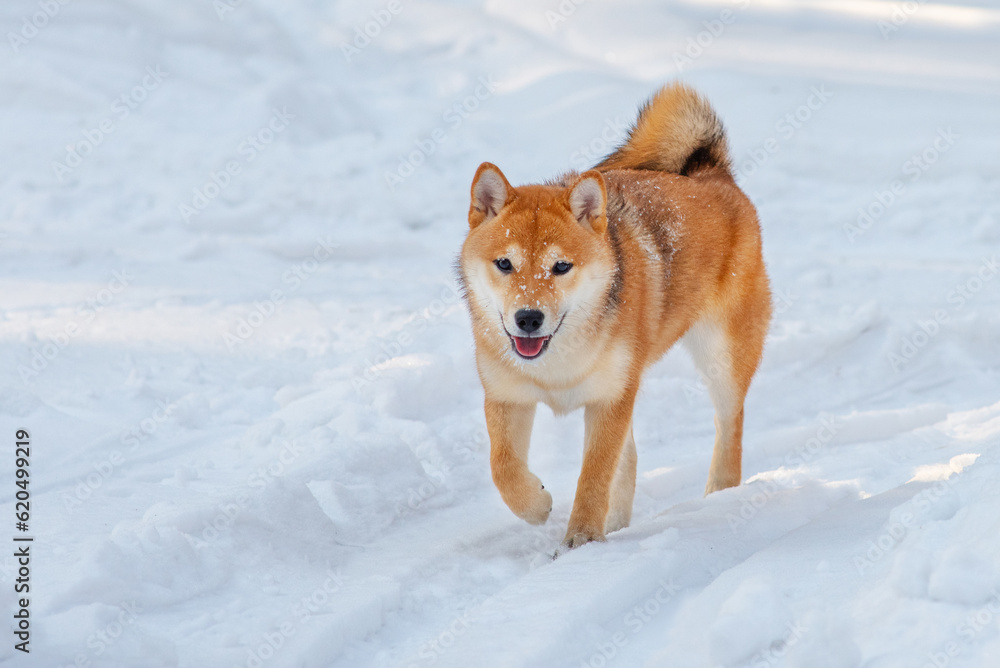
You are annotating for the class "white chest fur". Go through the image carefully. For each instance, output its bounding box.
[480,341,633,415]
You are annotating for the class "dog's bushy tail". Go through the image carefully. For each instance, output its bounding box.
[595,82,732,178]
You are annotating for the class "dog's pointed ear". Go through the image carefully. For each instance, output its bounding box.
[469,162,515,229]
[567,171,607,234]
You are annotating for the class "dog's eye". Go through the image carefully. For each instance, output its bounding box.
[494,258,513,273]
[552,261,573,275]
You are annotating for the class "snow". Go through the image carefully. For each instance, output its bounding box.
[0,0,998,666]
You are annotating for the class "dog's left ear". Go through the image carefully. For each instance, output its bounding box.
[567,171,607,235]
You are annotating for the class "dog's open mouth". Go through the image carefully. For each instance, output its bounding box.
[511,335,550,359]
[501,312,564,361]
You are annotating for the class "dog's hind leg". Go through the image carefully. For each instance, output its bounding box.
[604,426,637,534]
[684,312,763,495]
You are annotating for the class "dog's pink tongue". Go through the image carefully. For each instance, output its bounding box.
[514,336,546,357]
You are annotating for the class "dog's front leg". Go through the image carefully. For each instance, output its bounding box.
[485,399,552,525]
[563,388,638,549]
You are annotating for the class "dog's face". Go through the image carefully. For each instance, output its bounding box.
[459,163,616,363]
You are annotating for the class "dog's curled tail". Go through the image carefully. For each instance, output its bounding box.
[595,82,732,178]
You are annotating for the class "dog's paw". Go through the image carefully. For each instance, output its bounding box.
[558,527,606,554]
[704,475,740,496]
[516,482,552,526]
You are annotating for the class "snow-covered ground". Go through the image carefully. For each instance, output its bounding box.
[1,0,999,666]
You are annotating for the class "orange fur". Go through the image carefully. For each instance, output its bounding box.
[458,82,771,551]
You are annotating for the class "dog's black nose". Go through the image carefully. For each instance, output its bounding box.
[515,309,544,334]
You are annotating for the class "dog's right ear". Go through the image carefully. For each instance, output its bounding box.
[469,162,515,229]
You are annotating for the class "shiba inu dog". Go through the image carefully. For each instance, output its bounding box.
[457,83,771,550]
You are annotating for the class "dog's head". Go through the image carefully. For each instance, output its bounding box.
[459,162,617,363]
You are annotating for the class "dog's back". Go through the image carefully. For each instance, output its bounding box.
[579,84,772,383]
